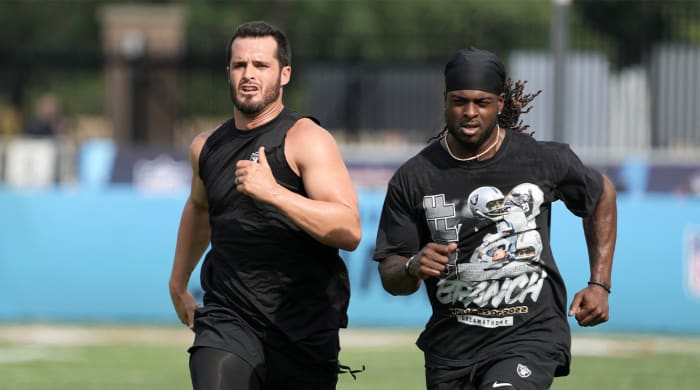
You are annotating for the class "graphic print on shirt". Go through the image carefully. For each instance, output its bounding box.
[423,194,462,274]
[427,183,547,328]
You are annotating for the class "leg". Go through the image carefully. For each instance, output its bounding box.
[188,304,267,389]
[263,329,341,390]
[425,363,477,390]
[189,347,262,390]
[476,353,558,390]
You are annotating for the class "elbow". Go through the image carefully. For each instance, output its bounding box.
[382,285,404,296]
[336,215,361,251]
[380,277,416,296]
[340,241,360,252]
[339,227,362,251]
[378,259,419,296]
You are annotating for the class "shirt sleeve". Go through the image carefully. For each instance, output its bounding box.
[551,144,604,217]
[373,176,421,262]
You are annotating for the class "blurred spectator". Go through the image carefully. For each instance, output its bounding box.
[23,92,66,137]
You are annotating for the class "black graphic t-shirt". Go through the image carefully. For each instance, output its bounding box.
[374,130,603,376]
[198,108,350,342]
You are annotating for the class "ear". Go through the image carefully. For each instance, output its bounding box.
[497,92,506,113]
[280,65,291,87]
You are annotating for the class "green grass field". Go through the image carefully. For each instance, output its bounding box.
[2,325,699,390]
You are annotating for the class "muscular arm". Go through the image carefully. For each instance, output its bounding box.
[378,242,457,296]
[378,255,422,296]
[169,133,211,328]
[169,197,210,294]
[584,174,617,289]
[235,119,361,251]
[568,174,617,326]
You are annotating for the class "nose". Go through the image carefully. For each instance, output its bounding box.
[240,63,256,81]
[463,103,478,118]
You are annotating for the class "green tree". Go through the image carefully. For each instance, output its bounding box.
[573,0,700,68]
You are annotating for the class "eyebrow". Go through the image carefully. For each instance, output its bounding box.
[450,95,493,103]
[230,59,271,66]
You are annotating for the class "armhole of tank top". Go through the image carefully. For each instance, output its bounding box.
[196,139,207,182]
[198,123,227,181]
[280,113,308,178]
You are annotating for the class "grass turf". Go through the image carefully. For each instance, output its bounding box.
[1,327,700,389]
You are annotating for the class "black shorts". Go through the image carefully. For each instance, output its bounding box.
[189,304,341,390]
[426,350,563,390]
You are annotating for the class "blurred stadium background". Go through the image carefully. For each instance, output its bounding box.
[1,0,700,388]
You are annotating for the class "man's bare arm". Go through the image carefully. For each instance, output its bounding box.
[584,174,617,292]
[235,119,361,251]
[169,132,211,328]
[378,242,458,296]
[568,174,617,326]
[379,255,423,296]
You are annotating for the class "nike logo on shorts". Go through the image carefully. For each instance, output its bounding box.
[492,381,514,388]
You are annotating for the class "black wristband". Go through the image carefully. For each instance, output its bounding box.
[587,281,611,294]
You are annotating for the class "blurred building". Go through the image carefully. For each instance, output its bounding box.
[100,4,187,146]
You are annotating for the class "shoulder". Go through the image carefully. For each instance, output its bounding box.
[509,131,576,161]
[288,115,328,136]
[282,115,346,175]
[286,116,337,153]
[509,130,550,149]
[191,128,216,155]
[508,130,569,152]
[388,141,441,186]
[192,130,213,150]
[536,140,585,169]
[188,127,219,170]
[192,118,234,155]
[519,135,602,186]
[405,141,444,170]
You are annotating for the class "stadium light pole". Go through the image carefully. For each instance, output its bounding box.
[122,31,147,143]
[551,0,571,142]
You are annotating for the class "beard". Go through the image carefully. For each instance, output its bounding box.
[229,76,282,115]
[445,116,498,151]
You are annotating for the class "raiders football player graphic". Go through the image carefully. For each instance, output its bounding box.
[434,183,546,319]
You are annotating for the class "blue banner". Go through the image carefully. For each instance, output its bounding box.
[1,187,699,334]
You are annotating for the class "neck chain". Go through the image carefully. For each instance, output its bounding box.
[443,125,501,162]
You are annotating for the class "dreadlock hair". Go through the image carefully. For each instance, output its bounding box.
[429,78,542,142]
[500,78,541,134]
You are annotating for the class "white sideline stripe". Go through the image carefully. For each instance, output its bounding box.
[1,325,700,356]
[0,345,77,364]
[571,334,700,356]
[0,324,194,346]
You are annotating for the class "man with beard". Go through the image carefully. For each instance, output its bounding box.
[374,47,617,389]
[168,21,362,390]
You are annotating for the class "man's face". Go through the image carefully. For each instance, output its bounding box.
[444,89,504,148]
[227,36,291,115]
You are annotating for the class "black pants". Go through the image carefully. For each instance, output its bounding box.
[426,350,561,390]
[188,304,340,390]
[190,347,262,390]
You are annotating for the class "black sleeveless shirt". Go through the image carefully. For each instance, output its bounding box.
[198,108,350,341]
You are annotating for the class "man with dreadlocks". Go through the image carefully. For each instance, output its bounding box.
[373,46,617,389]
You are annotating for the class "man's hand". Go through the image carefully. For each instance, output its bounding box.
[235,146,280,203]
[170,288,200,331]
[407,242,458,279]
[568,284,610,326]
